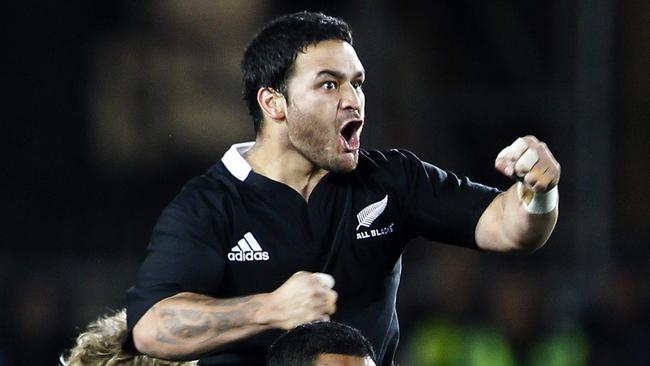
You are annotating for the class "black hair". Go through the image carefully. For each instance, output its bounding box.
[241,11,353,133]
[266,321,376,366]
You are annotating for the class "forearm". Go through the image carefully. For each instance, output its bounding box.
[479,135,560,252]
[132,271,337,360]
[133,292,273,360]
[499,183,558,252]
[477,183,558,253]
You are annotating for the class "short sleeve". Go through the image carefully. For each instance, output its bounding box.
[400,150,501,248]
[125,179,226,350]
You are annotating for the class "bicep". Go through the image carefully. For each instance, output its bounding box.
[476,183,558,253]
[474,192,514,252]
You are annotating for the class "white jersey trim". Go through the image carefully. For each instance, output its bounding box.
[221,142,255,181]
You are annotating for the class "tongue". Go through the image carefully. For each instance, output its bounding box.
[345,134,360,150]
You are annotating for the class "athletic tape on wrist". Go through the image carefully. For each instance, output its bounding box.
[518,182,559,214]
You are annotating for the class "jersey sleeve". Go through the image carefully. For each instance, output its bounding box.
[399,150,501,248]
[125,178,226,350]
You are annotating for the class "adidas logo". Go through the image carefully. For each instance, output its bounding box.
[227,232,270,262]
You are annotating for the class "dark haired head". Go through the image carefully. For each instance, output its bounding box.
[266,321,376,366]
[241,11,353,133]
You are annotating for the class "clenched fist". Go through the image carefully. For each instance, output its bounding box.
[260,271,338,330]
[495,135,561,193]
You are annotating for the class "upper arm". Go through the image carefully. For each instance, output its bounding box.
[127,184,228,343]
[398,151,501,248]
[473,192,518,252]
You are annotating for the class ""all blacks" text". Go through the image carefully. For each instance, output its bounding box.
[356,223,395,240]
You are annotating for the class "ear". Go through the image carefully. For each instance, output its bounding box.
[257,87,286,121]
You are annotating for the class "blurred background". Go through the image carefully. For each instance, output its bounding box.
[3,1,649,365]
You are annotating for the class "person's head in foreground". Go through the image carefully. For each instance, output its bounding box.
[266,321,376,366]
[61,309,197,366]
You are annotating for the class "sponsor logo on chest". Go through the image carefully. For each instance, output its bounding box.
[355,195,395,240]
[227,232,270,262]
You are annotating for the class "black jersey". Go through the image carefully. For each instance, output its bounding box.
[126,142,500,366]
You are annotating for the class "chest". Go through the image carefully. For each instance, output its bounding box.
[216,181,406,297]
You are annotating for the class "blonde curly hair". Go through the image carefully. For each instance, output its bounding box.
[60,309,197,366]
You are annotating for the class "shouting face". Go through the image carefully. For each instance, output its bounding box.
[283,39,365,173]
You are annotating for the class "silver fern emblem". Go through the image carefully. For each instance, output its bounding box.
[356,195,388,230]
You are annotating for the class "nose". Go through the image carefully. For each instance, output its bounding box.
[339,83,363,112]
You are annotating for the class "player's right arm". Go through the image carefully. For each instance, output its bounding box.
[132,271,337,361]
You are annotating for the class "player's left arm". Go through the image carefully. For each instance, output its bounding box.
[475,135,560,253]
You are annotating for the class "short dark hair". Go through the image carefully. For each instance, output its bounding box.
[241,11,353,133]
[266,321,376,366]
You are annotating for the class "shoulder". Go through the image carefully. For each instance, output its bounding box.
[358,148,427,174]
[357,148,441,180]
[356,148,492,193]
[164,162,239,222]
[346,148,430,196]
[359,148,422,165]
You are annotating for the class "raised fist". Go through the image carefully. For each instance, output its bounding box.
[495,135,561,193]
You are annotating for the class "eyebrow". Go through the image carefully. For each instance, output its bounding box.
[315,69,365,80]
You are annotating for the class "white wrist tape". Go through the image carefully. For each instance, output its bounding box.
[518,182,559,214]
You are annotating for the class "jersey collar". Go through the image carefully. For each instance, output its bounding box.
[221,142,255,181]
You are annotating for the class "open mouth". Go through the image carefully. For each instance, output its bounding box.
[340,120,363,150]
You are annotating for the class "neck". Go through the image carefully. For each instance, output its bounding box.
[244,136,328,201]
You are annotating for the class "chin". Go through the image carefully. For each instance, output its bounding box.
[329,153,359,173]
[331,165,356,173]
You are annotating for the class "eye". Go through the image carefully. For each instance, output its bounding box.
[352,80,364,90]
[322,81,337,90]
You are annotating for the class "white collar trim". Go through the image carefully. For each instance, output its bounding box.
[221,142,255,181]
